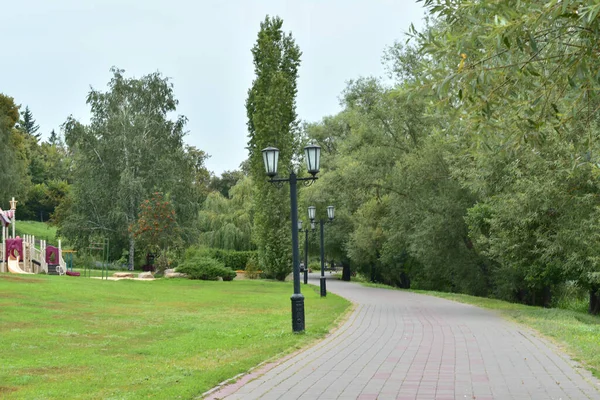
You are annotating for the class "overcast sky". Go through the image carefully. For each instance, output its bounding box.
[1,0,426,175]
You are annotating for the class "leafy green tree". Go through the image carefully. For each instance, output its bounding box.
[0,94,30,205]
[209,169,244,198]
[419,0,600,144]
[131,192,181,271]
[413,0,600,312]
[246,16,302,280]
[60,67,201,268]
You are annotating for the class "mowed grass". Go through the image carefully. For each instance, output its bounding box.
[14,221,58,243]
[0,275,351,399]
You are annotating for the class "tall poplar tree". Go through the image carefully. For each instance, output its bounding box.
[246,16,301,280]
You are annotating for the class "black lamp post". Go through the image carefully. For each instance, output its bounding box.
[298,216,316,285]
[309,205,335,297]
[262,144,321,333]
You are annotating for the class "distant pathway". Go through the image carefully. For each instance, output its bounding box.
[206,274,600,399]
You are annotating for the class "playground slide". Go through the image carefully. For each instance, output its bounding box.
[7,256,33,274]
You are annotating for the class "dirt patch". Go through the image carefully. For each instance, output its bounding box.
[0,292,26,299]
[22,366,79,375]
[0,275,46,283]
[90,277,155,281]
[0,386,18,394]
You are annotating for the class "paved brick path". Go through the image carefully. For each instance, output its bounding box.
[206,275,600,400]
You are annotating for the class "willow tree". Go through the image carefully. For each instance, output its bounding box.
[198,176,255,251]
[246,16,301,280]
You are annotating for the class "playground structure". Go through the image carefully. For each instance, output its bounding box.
[86,238,109,279]
[1,199,67,275]
[1,235,68,275]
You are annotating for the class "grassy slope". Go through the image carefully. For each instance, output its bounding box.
[0,275,350,399]
[14,221,58,243]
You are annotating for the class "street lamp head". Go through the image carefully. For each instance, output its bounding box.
[9,197,17,210]
[311,221,316,231]
[308,206,316,222]
[304,144,321,177]
[262,147,280,178]
[298,219,303,232]
[327,205,335,221]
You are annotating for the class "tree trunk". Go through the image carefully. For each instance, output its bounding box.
[128,235,135,271]
[542,285,552,308]
[589,286,600,315]
[400,271,411,289]
[330,259,334,273]
[342,261,351,281]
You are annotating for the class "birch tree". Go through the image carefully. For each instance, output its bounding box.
[61,68,200,268]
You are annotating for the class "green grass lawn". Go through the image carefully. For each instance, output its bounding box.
[14,221,58,243]
[0,275,351,399]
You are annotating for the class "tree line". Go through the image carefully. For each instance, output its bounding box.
[2,1,600,314]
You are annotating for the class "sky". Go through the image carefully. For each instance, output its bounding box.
[1,0,426,175]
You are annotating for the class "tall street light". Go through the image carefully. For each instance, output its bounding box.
[262,144,321,333]
[298,215,316,285]
[309,205,335,297]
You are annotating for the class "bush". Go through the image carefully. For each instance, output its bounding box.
[245,254,260,279]
[308,261,320,272]
[184,247,257,271]
[176,256,236,281]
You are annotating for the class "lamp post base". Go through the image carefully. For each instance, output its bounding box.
[320,276,327,297]
[291,293,305,333]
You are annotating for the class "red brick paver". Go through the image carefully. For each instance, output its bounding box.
[205,275,600,399]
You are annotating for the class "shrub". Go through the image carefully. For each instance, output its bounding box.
[176,256,236,281]
[245,254,260,279]
[184,247,257,271]
[308,261,320,272]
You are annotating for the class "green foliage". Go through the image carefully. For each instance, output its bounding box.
[59,68,204,267]
[185,246,257,271]
[198,177,255,251]
[17,106,40,140]
[131,192,181,260]
[246,16,302,281]
[177,255,236,281]
[419,0,600,138]
[209,169,244,198]
[291,0,600,314]
[244,254,261,279]
[0,94,30,205]
[19,180,70,222]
